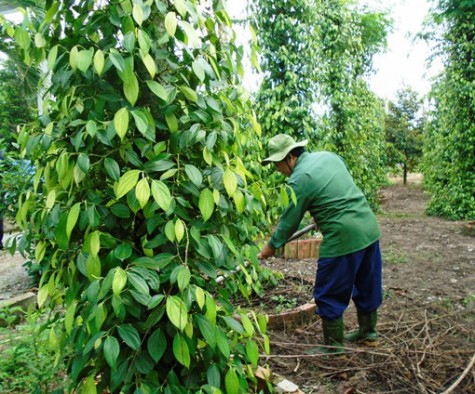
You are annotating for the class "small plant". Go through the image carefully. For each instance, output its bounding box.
[270,295,298,312]
[0,307,67,393]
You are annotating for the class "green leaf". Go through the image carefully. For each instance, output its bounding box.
[216,329,230,358]
[199,189,214,222]
[118,324,141,350]
[109,52,125,73]
[127,271,150,295]
[104,158,120,181]
[104,336,120,369]
[246,340,259,367]
[166,296,188,331]
[66,202,81,240]
[131,109,149,136]
[179,85,198,103]
[116,170,140,199]
[192,59,205,82]
[165,12,177,37]
[77,153,90,174]
[135,177,150,208]
[173,335,190,368]
[223,169,237,197]
[124,74,139,106]
[114,243,132,260]
[222,316,244,334]
[151,180,172,211]
[195,315,216,349]
[184,164,202,187]
[114,107,129,140]
[112,267,127,295]
[147,329,167,363]
[225,368,239,394]
[145,80,169,102]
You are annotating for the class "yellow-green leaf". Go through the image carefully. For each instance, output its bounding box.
[199,189,214,222]
[165,12,177,37]
[233,190,245,213]
[114,107,129,140]
[135,178,150,208]
[165,220,175,242]
[66,202,81,240]
[82,374,97,394]
[35,240,46,263]
[142,53,156,78]
[173,0,187,17]
[46,189,56,209]
[225,368,239,394]
[132,3,144,25]
[116,169,141,199]
[89,231,101,257]
[175,219,185,243]
[173,335,190,368]
[77,48,93,73]
[113,267,128,295]
[194,286,205,309]
[124,73,139,106]
[223,169,237,197]
[65,301,77,335]
[69,45,79,70]
[146,80,168,102]
[151,180,172,211]
[48,45,58,70]
[166,296,188,331]
[165,113,178,132]
[94,49,105,75]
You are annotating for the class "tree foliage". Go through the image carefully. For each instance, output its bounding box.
[422,0,475,220]
[385,86,424,185]
[249,0,318,141]
[313,0,390,208]
[1,0,274,392]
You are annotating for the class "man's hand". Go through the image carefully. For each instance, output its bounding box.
[258,243,275,260]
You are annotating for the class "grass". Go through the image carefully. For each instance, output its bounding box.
[0,306,67,393]
[382,246,410,265]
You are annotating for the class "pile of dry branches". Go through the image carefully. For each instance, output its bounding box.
[262,300,475,393]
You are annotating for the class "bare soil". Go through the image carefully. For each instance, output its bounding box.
[260,175,475,393]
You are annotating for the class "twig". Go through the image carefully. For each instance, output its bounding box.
[441,353,475,394]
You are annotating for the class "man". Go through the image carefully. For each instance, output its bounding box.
[258,134,383,353]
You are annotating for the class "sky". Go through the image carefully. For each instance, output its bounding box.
[2,0,441,102]
[226,0,442,102]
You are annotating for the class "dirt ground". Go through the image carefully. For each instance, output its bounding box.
[260,175,475,393]
[1,175,474,393]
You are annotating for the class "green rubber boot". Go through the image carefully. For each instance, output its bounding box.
[345,310,379,346]
[305,317,345,355]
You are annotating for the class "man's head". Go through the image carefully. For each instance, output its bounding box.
[262,134,307,175]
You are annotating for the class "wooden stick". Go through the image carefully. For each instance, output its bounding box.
[441,353,475,394]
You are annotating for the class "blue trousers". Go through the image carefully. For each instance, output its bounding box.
[314,241,383,320]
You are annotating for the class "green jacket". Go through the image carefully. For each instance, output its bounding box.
[268,151,381,258]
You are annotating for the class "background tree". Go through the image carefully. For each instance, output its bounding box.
[422,0,475,220]
[385,86,424,185]
[313,0,390,208]
[249,0,319,141]
[0,57,36,147]
[2,0,275,392]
